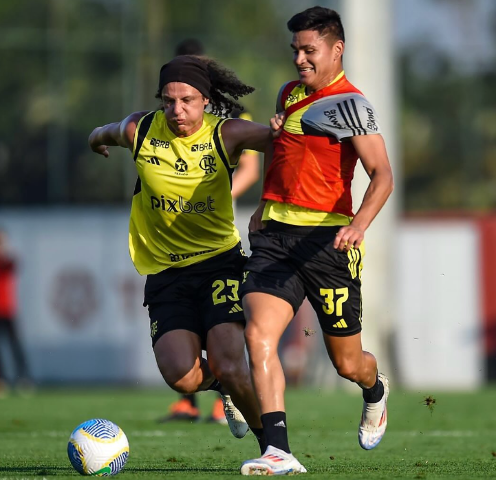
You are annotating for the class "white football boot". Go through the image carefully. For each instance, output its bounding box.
[358,373,390,450]
[241,445,307,475]
[220,394,249,439]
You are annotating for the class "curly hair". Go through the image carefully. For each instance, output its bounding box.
[155,55,254,117]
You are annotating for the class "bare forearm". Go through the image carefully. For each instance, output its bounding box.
[351,170,394,231]
[88,111,145,158]
[89,123,126,149]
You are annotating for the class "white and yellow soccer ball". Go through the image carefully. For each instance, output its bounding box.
[67,419,129,476]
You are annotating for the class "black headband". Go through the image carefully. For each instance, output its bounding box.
[158,56,211,99]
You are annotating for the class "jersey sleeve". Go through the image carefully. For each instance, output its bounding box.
[275,82,294,113]
[132,111,155,160]
[302,93,381,141]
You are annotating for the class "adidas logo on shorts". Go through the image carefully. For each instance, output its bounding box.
[229,303,243,314]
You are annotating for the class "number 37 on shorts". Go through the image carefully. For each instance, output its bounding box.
[315,285,362,336]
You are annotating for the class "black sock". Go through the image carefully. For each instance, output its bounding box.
[207,379,223,393]
[261,412,290,454]
[362,374,384,403]
[250,427,267,455]
[182,393,197,408]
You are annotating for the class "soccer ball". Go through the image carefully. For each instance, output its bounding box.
[67,419,129,476]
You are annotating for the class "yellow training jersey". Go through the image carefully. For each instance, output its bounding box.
[129,110,241,275]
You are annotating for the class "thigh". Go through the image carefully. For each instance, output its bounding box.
[322,330,365,369]
[205,322,247,368]
[240,228,306,315]
[243,292,295,345]
[303,240,365,337]
[154,329,203,383]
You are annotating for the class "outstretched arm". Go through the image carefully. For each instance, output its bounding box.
[334,134,394,251]
[88,111,150,157]
[221,118,271,157]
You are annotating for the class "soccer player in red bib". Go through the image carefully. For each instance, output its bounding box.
[240,6,394,475]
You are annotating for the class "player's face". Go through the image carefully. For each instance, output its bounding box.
[291,29,343,93]
[161,83,209,137]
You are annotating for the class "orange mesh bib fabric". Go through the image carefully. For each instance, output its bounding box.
[263,76,372,216]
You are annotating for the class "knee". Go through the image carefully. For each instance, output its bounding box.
[158,363,202,394]
[244,323,280,368]
[168,371,202,394]
[244,322,267,352]
[334,358,361,383]
[209,358,247,387]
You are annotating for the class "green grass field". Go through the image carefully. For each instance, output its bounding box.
[1,387,495,479]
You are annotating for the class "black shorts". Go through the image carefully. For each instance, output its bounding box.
[145,244,247,347]
[240,221,364,337]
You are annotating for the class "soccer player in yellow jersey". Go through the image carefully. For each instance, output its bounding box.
[161,40,260,426]
[163,106,260,426]
[88,55,269,455]
[240,7,394,475]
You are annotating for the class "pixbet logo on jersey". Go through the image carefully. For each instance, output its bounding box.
[150,195,215,213]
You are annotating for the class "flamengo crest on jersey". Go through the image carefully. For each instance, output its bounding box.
[263,75,382,216]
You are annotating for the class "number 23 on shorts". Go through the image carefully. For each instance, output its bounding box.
[212,279,240,305]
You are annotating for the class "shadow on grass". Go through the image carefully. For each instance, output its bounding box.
[0,466,74,475]
[130,467,236,473]
[0,465,237,475]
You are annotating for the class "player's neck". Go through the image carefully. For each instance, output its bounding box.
[305,66,343,95]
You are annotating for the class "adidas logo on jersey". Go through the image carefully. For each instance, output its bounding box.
[229,303,243,314]
[146,156,160,166]
[332,319,348,329]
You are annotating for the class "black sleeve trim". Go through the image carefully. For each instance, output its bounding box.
[212,119,233,188]
[350,99,366,135]
[133,177,141,196]
[133,111,155,162]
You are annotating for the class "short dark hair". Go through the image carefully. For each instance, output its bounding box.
[287,6,345,43]
[175,38,205,57]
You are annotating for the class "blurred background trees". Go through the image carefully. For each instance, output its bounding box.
[0,0,495,210]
